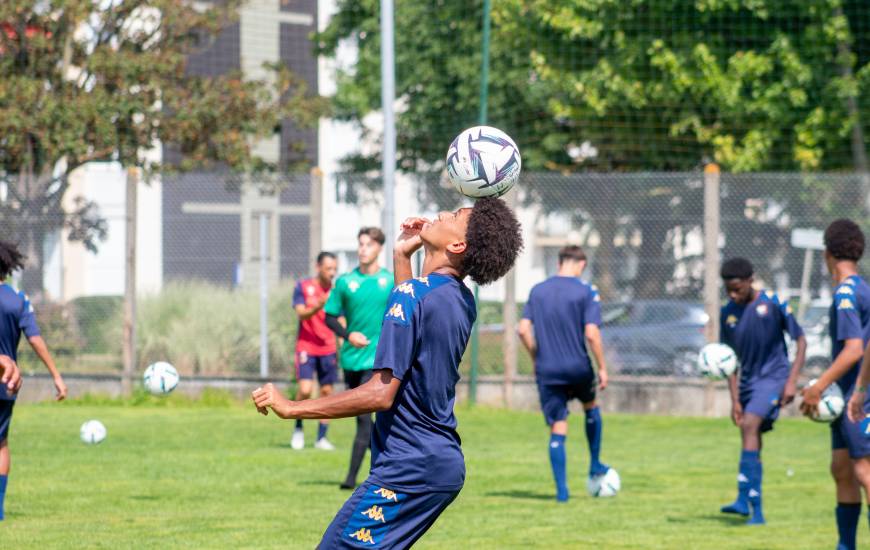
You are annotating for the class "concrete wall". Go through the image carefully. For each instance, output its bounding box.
[14,373,806,420]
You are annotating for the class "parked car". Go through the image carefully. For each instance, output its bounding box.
[599,300,709,377]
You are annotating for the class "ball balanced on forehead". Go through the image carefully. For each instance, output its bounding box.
[446,126,521,198]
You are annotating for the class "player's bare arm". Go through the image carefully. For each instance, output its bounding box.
[294,296,327,321]
[585,324,608,390]
[0,355,22,396]
[252,369,401,419]
[28,336,66,401]
[517,319,536,359]
[801,337,863,415]
[847,343,870,422]
[727,372,742,426]
[394,217,428,285]
[782,334,807,405]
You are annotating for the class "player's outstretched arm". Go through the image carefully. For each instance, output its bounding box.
[0,355,22,396]
[801,337,863,415]
[252,369,401,419]
[847,342,870,422]
[28,335,66,401]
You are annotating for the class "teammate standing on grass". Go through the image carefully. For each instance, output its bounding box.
[517,245,610,502]
[252,198,522,547]
[323,228,393,489]
[717,257,806,525]
[290,251,339,451]
[800,219,870,550]
[0,240,66,521]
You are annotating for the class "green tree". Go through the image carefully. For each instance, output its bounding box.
[318,0,869,298]
[0,0,325,293]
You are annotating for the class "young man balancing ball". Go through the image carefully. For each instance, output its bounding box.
[253,197,522,547]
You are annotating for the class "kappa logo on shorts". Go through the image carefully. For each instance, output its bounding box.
[374,487,399,502]
[362,505,386,522]
[348,527,376,544]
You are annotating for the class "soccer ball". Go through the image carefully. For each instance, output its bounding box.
[80,420,107,445]
[588,468,621,498]
[697,343,738,379]
[806,378,844,423]
[445,126,521,198]
[143,361,179,395]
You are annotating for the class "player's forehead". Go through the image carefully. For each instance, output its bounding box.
[455,207,472,219]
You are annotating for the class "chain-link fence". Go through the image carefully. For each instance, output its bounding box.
[10,167,868,386]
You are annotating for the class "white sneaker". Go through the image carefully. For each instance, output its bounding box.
[314,438,335,451]
[291,428,305,450]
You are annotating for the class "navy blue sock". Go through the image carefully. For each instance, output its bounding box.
[317,422,329,441]
[745,452,764,524]
[584,407,603,475]
[722,451,752,514]
[0,474,7,520]
[294,419,303,430]
[836,503,861,550]
[549,434,569,501]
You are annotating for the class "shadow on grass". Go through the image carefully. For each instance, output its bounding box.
[297,479,343,487]
[668,513,749,527]
[485,490,555,501]
[129,495,160,501]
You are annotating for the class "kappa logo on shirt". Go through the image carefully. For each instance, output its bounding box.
[386,303,405,321]
[416,276,429,286]
[726,314,738,327]
[755,304,769,316]
[306,285,316,296]
[378,277,389,288]
[838,298,856,310]
[348,281,361,293]
[396,282,415,298]
[838,286,855,295]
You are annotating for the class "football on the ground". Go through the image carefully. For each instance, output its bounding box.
[144,361,179,395]
[80,420,107,444]
[588,467,621,498]
[446,126,521,198]
[697,343,738,379]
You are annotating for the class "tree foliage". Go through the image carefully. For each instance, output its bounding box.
[0,0,326,292]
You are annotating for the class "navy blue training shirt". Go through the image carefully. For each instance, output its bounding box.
[369,273,475,492]
[522,276,601,384]
[829,275,870,394]
[720,290,803,386]
[0,284,40,400]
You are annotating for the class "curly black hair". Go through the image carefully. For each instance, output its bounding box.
[824,219,864,261]
[720,257,753,280]
[463,197,523,286]
[0,240,25,279]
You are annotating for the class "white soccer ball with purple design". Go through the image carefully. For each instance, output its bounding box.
[143,361,179,395]
[446,126,521,198]
[80,420,107,445]
[587,467,621,498]
[806,378,844,423]
[697,343,738,379]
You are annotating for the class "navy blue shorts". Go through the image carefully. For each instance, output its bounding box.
[318,479,460,549]
[0,399,13,441]
[536,371,597,426]
[831,389,870,459]
[295,352,338,386]
[739,378,786,433]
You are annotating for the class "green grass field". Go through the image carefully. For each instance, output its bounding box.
[0,396,853,549]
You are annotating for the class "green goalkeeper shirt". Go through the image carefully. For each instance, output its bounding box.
[324,267,393,371]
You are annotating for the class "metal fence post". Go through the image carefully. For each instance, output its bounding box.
[122,167,138,396]
[703,163,721,416]
[502,186,518,409]
[309,167,323,267]
[259,212,269,379]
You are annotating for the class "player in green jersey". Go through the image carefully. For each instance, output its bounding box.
[324,227,393,489]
